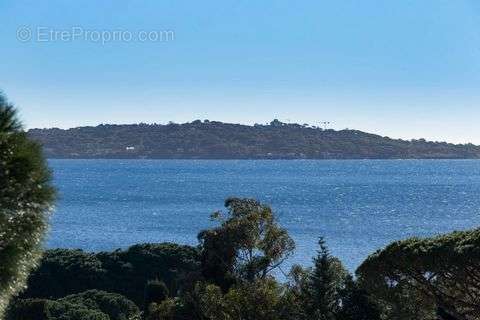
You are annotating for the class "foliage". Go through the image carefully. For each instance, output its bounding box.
[336,275,381,320]
[281,265,311,320]
[356,228,480,320]
[23,249,107,299]
[0,93,55,318]
[7,298,108,320]
[282,241,380,320]
[96,243,200,306]
[2,78,477,320]
[7,290,140,320]
[28,120,480,159]
[144,280,169,310]
[180,274,377,320]
[198,198,295,289]
[12,194,480,320]
[301,238,347,320]
[22,243,200,308]
[200,279,286,320]
[229,279,290,320]
[58,290,140,320]
[141,201,381,320]
[146,299,177,320]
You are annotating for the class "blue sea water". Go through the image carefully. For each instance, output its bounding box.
[47,159,480,272]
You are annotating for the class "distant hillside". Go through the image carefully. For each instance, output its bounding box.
[28,120,480,159]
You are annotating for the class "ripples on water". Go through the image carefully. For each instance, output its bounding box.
[47,159,480,271]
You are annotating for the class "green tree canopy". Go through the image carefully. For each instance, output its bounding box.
[336,275,382,320]
[23,243,200,308]
[7,290,140,320]
[198,279,286,320]
[198,198,295,289]
[356,228,480,320]
[300,238,348,320]
[0,93,55,318]
[144,280,169,310]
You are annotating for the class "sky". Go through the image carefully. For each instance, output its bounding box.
[1,0,480,144]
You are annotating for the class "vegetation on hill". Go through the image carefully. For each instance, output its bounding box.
[28,120,480,159]
[0,94,55,318]
[6,197,479,320]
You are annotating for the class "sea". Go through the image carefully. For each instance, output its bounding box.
[46,159,480,273]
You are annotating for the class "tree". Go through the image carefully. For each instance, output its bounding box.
[302,238,347,320]
[23,243,200,308]
[194,279,287,320]
[337,275,381,320]
[7,298,109,320]
[222,279,285,320]
[280,265,311,320]
[145,299,177,320]
[23,249,107,300]
[287,243,380,320]
[58,290,140,320]
[197,283,232,320]
[97,243,200,307]
[144,280,169,311]
[0,93,55,318]
[357,228,480,320]
[198,198,295,289]
[7,290,140,320]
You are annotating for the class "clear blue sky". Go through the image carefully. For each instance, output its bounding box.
[1,1,479,143]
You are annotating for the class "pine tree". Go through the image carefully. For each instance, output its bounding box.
[337,275,381,320]
[0,93,55,318]
[303,237,344,320]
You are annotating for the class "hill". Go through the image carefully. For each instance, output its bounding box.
[28,119,480,159]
